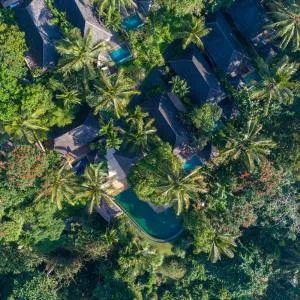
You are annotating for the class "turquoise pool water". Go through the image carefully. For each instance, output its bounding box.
[110,47,132,64]
[122,14,144,31]
[183,155,203,172]
[114,189,182,241]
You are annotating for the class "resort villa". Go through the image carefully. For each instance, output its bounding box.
[14,0,61,70]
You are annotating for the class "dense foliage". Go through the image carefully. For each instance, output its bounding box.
[0,0,299,299]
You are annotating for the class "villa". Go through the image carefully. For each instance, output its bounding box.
[142,93,189,151]
[169,45,226,106]
[56,0,115,44]
[14,0,61,70]
[203,12,253,80]
[53,114,100,163]
[227,0,277,59]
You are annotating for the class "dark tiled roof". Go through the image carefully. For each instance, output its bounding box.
[169,46,226,106]
[142,93,188,148]
[56,0,113,43]
[203,12,248,74]
[228,0,277,59]
[15,0,61,68]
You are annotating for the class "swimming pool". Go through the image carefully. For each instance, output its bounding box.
[114,189,182,242]
[122,14,144,31]
[183,155,203,172]
[110,47,132,65]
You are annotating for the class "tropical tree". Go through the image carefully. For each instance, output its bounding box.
[124,108,157,153]
[156,159,208,215]
[87,69,139,118]
[99,120,123,150]
[56,28,106,82]
[250,56,298,116]
[169,76,190,99]
[56,88,81,109]
[179,17,211,50]
[209,233,238,263]
[95,0,136,17]
[37,162,78,210]
[266,0,300,51]
[217,119,276,171]
[78,163,114,214]
[2,112,49,151]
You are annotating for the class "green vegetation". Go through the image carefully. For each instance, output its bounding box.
[0,1,299,299]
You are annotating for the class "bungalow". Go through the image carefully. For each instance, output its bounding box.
[53,114,100,163]
[56,0,114,44]
[142,93,188,150]
[203,12,253,79]
[169,45,226,106]
[227,0,277,59]
[15,0,61,70]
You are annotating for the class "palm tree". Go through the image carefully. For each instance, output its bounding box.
[156,160,208,215]
[56,28,106,81]
[169,76,190,99]
[56,88,81,109]
[95,0,136,17]
[99,120,123,150]
[2,112,49,152]
[77,163,114,214]
[209,233,238,263]
[179,17,211,50]
[250,56,298,116]
[124,109,157,153]
[266,1,299,51]
[218,119,276,171]
[87,69,139,118]
[37,162,78,210]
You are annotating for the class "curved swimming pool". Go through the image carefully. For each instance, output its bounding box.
[114,188,182,242]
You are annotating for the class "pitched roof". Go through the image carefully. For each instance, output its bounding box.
[15,0,61,68]
[136,0,152,14]
[53,114,99,156]
[142,93,188,148]
[56,0,113,43]
[228,0,276,58]
[203,12,248,74]
[169,46,226,106]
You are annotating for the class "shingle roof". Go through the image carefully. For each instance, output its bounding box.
[54,114,99,156]
[203,12,248,74]
[142,93,188,148]
[15,0,61,68]
[169,46,226,106]
[56,0,113,43]
[228,0,276,58]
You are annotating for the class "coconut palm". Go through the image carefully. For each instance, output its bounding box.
[266,0,300,51]
[78,163,114,214]
[56,28,106,80]
[2,112,49,151]
[169,76,190,99]
[124,107,157,153]
[87,69,139,118]
[56,88,81,109]
[218,119,276,171]
[37,162,78,210]
[250,56,298,116]
[156,160,208,215]
[95,0,136,17]
[99,120,123,150]
[209,233,238,263]
[179,17,211,50]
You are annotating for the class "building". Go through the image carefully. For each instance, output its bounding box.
[142,93,188,150]
[169,45,226,106]
[227,0,277,59]
[203,12,252,78]
[1,0,21,8]
[53,114,100,163]
[15,0,61,69]
[56,0,114,44]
